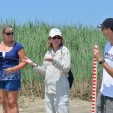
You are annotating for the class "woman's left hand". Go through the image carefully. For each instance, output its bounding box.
[44,54,54,62]
[5,67,15,74]
[44,58,53,62]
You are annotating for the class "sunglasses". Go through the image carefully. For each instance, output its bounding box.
[51,36,62,40]
[4,32,14,36]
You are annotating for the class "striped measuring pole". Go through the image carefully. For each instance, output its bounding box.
[92,56,97,113]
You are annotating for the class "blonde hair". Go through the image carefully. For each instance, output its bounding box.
[2,25,13,33]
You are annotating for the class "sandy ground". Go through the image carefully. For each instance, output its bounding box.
[0,97,91,113]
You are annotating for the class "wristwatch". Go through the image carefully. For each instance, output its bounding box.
[99,59,105,64]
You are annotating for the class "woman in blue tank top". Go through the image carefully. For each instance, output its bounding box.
[0,25,27,113]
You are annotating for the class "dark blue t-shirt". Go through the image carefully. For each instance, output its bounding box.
[0,41,24,80]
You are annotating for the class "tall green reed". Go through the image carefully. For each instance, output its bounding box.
[0,21,107,99]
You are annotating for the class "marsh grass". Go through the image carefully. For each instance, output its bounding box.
[0,20,107,100]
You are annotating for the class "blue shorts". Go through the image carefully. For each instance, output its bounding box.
[0,79,21,91]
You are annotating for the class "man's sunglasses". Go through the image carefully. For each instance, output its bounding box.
[4,32,14,36]
[51,36,62,40]
[101,27,107,30]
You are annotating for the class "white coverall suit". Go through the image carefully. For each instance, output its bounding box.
[33,45,71,113]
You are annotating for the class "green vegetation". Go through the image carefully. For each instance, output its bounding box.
[0,21,108,100]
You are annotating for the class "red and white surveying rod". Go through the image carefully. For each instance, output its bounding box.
[92,45,98,113]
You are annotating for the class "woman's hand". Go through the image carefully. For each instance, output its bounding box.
[44,54,54,62]
[44,58,53,62]
[5,67,16,74]
[22,57,37,67]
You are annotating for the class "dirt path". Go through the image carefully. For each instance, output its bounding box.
[0,98,91,113]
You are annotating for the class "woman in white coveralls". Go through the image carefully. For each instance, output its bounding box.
[23,28,71,113]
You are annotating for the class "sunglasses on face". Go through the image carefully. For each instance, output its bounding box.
[4,32,14,36]
[51,36,62,40]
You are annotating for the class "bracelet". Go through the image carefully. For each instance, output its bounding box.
[99,59,105,64]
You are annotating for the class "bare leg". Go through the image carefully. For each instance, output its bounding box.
[0,89,9,113]
[7,91,19,113]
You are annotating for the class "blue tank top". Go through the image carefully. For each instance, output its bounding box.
[0,41,24,80]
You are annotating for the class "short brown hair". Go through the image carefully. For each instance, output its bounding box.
[48,36,64,48]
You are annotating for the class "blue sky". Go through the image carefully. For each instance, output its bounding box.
[0,0,113,27]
